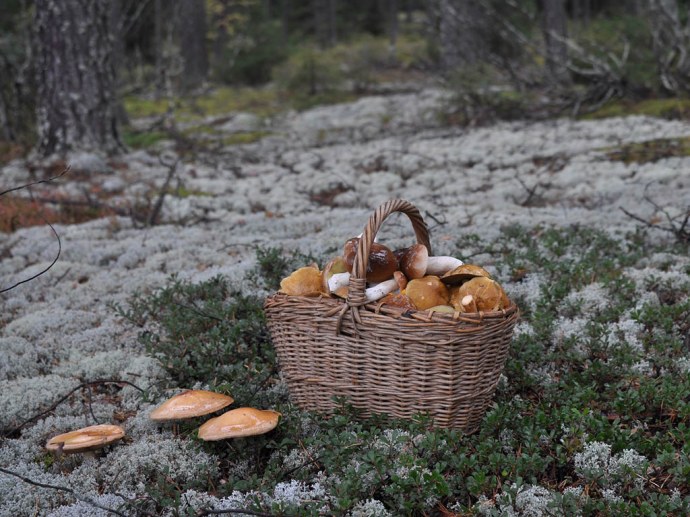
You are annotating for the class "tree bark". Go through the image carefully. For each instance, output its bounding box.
[542,0,571,85]
[33,0,122,156]
[388,0,399,53]
[175,0,209,92]
[439,0,488,70]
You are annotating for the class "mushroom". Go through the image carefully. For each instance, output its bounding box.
[279,265,325,297]
[426,305,456,314]
[393,270,408,291]
[321,257,349,296]
[397,244,429,280]
[343,238,398,283]
[198,407,280,441]
[380,292,416,309]
[150,390,235,422]
[327,275,399,302]
[449,277,508,312]
[425,256,464,276]
[46,424,125,455]
[406,276,450,310]
[441,264,492,286]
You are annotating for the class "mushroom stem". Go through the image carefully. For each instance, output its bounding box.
[425,256,464,276]
[365,279,399,302]
[328,272,351,292]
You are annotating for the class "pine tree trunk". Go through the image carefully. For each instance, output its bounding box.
[439,0,487,70]
[34,0,122,155]
[175,0,209,92]
[542,0,571,85]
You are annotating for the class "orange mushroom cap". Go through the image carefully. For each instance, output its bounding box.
[46,424,125,454]
[150,390,234,421]
[198,407,280,440]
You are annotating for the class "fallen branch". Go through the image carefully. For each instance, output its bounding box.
[620,183,690,243]
[2,379,145,438]
[0,467,129,517]
[1,167,69,293]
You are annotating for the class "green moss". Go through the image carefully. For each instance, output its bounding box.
[123,97,174,119]
[584,98,690,120]
[605,136,690,164]
[122,130,169,149]
[220,130,272,145]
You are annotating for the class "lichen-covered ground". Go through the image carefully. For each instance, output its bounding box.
[1,89,689,515]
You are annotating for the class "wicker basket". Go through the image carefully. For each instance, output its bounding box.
[264,199,518,432]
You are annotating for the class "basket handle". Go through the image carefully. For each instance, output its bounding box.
[348,199,431,306]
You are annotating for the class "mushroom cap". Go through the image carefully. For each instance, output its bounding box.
[343,238,398,283]
[426,305,456,314]
[279,265,324,297]
[441,264,492,286]
[198,407,281,440]
[398,244,429,280]
[150,390,235,421]
[379,292,415,310]
[449,277,508,312]
[406,276,450,310]
[322,256,349,296]
[46,424,125,454]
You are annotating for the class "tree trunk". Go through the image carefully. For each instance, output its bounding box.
[33,0,122,156]
[542,0,571,85]
[439,0,488,70]
[388,0,399,53]
[175,0,209,93]
[281,0,290,42]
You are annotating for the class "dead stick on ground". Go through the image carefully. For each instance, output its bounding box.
[0,467,130,517]
[2,379,144,438]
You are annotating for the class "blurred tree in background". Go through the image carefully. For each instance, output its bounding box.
[3,0,690,157]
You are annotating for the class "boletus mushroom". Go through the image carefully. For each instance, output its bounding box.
[198,407,281,441]
[46,424,125,455]
[449,277,509,312]
[406,276,450,310]
[441,264,492,286]
[343,238,398,283]
[150,390,235,422]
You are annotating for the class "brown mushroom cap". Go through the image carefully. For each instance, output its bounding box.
[150,390,235,421]
[441,264,492,286]
[379,292,415,310]
[449,277,508,312]
[46,424,125,454]
[398,244,429,280]
[279,265,324,297]
[343,238,398,283]
[198,407,280,440]
[406,276,450,310]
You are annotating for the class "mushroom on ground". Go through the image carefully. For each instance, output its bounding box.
[46,424,125,455]
[150,390,234,421]
[343,238,398,283]
[198,407,280,440]
[406,276,450,310]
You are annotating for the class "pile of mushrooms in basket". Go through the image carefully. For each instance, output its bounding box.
[279,237,510,315]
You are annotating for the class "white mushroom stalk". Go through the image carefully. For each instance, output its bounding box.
[328,273,399,302]
[425,256,464,276]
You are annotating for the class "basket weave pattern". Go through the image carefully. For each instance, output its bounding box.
[264,199,518,431]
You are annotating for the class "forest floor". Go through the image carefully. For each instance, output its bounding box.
[1,87,689,515]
